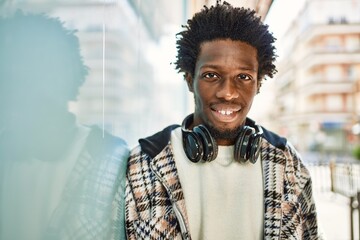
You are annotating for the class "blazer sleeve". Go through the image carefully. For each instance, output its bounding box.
[284,143,324,239]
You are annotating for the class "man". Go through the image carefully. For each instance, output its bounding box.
[125,1,322,239]
[0,11,128,240]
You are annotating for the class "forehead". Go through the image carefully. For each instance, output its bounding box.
[196,39,258,70]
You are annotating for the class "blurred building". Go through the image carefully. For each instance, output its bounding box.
[189,0,273,20]
[2,0,187,147]
[273,0,360,153]
[2,0,273,147]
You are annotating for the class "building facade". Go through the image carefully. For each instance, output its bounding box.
[274,0,360,153]
[2,0,273,147]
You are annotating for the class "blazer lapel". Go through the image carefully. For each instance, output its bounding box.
[151,145,190,236]
[262,141,286,239]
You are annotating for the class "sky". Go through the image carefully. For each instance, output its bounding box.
[265,0,306,56]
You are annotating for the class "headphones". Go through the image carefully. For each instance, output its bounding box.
[181,114,263,164]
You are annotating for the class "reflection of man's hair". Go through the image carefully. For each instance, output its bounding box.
[175,1,277,89]
[0,11,88,102]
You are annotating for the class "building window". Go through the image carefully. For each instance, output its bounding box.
[325,95,343,111]
[325,65,342,82]
[325,36,342,51]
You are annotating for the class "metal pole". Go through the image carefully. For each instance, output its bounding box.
[358,192,360,240]
[330,161,335,192]
[350,196,354,240]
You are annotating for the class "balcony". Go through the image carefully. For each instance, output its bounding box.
[302,51,360,71]
[299,79,354,97]
[302,24,360,43]
[278,111,352,126]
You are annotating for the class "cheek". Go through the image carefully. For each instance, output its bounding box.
[244,91,255,103]
[193,93,203,110]
[193,84,210,110]
[193,90,205,108]
[242,84,257,98]
[245,93,257,110]
[194,82,213,100]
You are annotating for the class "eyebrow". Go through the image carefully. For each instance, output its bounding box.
[199,64,257,72]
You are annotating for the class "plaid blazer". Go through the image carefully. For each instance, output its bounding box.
[125,124,322,240]
[45,126,129,240]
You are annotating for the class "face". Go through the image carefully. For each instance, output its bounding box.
[186,39,259,145]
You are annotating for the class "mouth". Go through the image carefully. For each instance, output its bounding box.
[216,109,237,115]
[210,105,241,123]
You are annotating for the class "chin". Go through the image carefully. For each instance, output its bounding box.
[205,123,242,140]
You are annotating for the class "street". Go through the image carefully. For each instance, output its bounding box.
[314,187,358,239]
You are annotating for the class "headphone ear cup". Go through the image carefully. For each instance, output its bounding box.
[234,126,255,163]
[194,125,218,162]
[248,133,262,164]
[182,130,204,163]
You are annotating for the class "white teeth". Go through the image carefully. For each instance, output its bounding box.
[219,110,233,115]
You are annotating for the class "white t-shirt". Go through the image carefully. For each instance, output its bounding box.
[171,127,264,240]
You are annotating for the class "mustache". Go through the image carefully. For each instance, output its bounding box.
[210,99,242,105]
[210,101,242,110]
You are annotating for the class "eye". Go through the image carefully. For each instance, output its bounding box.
[237,74,252,81]
[203,72,219,80]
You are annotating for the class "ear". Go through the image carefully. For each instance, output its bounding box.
[185,72,194,92]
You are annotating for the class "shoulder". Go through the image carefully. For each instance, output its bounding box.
[131,124,180,159]
[260,125,308,171]
[127,125,180,177]
[261,126,311,185]
[84,125,129,161]
[260,125,300,161]
[260,125,287,151]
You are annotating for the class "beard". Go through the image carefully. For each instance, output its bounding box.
[204,123,243,142]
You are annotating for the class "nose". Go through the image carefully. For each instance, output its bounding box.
[215,79,239,101]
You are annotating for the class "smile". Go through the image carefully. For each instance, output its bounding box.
[217,109,235,115]
[210,105,241,123]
